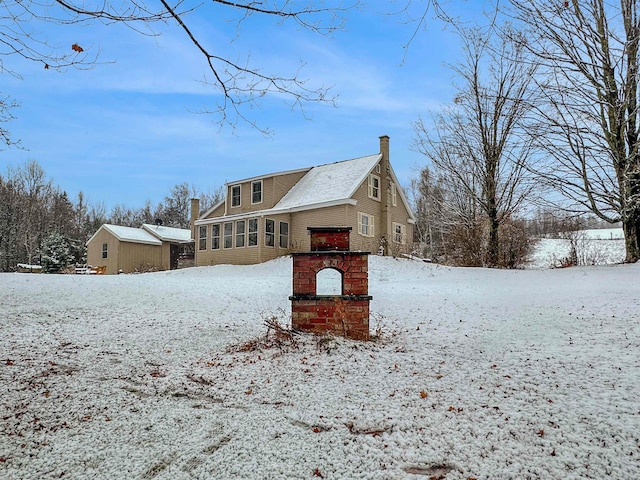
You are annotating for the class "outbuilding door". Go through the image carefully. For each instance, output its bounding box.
[170,244,179,270]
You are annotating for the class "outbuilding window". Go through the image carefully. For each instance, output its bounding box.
[102,243,108,259]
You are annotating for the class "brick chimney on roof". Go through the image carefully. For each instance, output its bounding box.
[190,198,200,241]
[379,135,391,255]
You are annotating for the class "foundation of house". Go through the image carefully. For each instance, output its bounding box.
[289,227,372,340]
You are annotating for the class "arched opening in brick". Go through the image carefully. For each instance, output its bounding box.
[316,267,343,295]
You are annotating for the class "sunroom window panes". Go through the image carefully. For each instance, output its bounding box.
[211,224,220,250]
[235,220,246,248]
[265,219,275,247]
[198,226,207,251]
[223,222,233,248]
[248,218,258,246]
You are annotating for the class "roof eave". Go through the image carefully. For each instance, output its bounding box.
[194,199,357,225]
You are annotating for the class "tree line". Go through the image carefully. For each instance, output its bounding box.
[0,160,221,272]
[409,1,640,266]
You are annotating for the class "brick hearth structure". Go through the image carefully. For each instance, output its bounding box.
[289,227,372,340]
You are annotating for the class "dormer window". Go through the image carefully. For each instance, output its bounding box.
[368,174,381,201]
[251,180,263,204]
[231,185,241,207]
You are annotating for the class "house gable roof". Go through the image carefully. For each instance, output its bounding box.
[195,153,383,225]
[142,224,193,243]
[274,154,382,211]
[194,147,417,226]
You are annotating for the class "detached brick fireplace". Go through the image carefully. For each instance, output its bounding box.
[289,227,372,340]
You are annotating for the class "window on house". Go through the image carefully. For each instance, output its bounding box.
[251,180,263,204]
[368,174,381,201]
[223,222,233,248]
[231,185,241,207]
[102,243,108,259]
[391,183,397,206]
[235,220,246,248]
[198,226,207,251]
[279,221,289,249]
[248,218,258,247]
[358,212,374,237]
[265,219,275,247]
[211,224,220,250]
[393,222,406,244]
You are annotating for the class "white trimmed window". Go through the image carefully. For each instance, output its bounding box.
[211,224,221,250]
[231,185,241,208]
[251,180,263,204]
[393,222,406,244]
[368,174,381,201]
[279,222,289,249]
[102,243,108,259]
[223,222,233,248]
[235,220,246,248]
[265,219,275,247]
[198,226,207,251]
[391,183,397,206]
[248,218,258,247]
[358,212,374,237]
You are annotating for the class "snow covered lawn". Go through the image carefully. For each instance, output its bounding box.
[1,257,639,479]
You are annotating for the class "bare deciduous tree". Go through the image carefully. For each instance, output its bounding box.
[508,0,640,263]
[0,0,355,137]
[413,24,538,266]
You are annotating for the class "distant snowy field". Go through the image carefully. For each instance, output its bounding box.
[1,255,639,479]
[528,228,626,268]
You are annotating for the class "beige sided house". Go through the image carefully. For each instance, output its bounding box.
[86,224,193,274]
[191,135,415,266]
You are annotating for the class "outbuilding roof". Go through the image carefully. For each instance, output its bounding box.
[142,224,193,243]
[102,224,163,245]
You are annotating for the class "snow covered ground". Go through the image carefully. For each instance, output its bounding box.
[1,254,639,479]
[528,228,626,268]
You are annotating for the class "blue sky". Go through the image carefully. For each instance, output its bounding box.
[2,1,490,211]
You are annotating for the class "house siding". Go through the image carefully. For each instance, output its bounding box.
[226,170,308,215]
[204,202,225,220]
[350,175,384,252]
[117,242,164,273]
[86,228,120,274]
[289,205,351,252]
